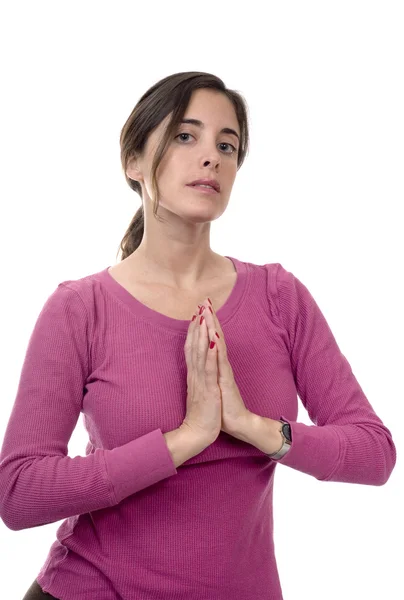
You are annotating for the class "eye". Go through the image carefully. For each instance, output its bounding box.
[175,133,238,155]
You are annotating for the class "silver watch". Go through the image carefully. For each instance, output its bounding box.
[268,420,292,460]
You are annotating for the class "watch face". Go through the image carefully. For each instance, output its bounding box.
[282,423,292,442]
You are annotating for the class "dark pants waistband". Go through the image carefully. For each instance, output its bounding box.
[22,579,59,600]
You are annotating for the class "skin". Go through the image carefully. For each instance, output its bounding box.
[125,88,285,454]
[125,88,241,290]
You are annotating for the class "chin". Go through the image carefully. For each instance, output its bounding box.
[188,209,223,223]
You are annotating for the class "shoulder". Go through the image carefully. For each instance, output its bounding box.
[55,266,109,301]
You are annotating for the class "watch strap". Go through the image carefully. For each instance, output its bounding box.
[267,420,292,460]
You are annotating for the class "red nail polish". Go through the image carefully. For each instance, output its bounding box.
[192,315,196,321]
[208,306,213,314]
[209,341,216,349]
[215,332,220,339]
[200,315,205,325]
[208,298,212,305]
[199,306,205,315]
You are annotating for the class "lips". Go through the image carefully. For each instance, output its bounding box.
[187,179,220,192]
[190,184,216,191]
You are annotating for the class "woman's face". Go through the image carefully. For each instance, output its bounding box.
[127,88,241,224]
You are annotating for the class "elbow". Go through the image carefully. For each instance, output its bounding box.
[0,506,46,531]
[0,496,32,530]
[0,479,29,531]
[326,426,397,486]
[0,483,39,531]
[363,432,397,486]
[0,508,24,531]
[377,437,397,486]
[0,490,52,530]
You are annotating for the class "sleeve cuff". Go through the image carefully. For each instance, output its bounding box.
[103,428,178,504]
[273,415,341,481]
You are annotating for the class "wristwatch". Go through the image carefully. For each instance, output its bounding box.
[267,419,292,460]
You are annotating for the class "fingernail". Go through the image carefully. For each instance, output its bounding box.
[199,306,205,315]
[215,331,220,338]
[208,306,213,314]
[200,315,205,325]
[208,298,212,305]
[192,314,196,321]
[209,340,216,349]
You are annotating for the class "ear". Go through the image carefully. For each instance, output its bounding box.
[126,157,143,182]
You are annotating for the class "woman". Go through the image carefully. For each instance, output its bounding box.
[1,71,396,600]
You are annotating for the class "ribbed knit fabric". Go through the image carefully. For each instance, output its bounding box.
[0,256,396,599]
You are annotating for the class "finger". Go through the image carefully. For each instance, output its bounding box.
[195,309,210,375]
[184,311,195,348]
[184,310,198,372]
[201,298,223,346]
[200,300,217,345]
[202,308,219,389]
[201,298,231,376]
[204,324,218,386]
[191,308,203,371]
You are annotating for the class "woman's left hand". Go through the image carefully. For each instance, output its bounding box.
[199,298,251,435]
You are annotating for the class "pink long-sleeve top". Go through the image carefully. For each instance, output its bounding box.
[0,256,396,599]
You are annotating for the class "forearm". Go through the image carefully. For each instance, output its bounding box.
[163,427,209,468]
[229,413,284,455]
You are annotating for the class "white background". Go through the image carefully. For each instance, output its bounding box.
[0,1,403,598]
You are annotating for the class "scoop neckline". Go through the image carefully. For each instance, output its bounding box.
[95,255,248,332]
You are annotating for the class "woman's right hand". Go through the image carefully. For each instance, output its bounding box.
[181,299,222,446]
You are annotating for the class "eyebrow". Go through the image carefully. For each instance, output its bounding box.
[180,118,240,143]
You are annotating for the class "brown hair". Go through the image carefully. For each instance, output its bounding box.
[116,71,251,261]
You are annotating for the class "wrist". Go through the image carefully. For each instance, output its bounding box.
[257,417,284,455]
[230,413,284,455]
[268,421,284,454]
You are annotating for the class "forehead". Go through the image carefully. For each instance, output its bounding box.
[157,89,238,132]
[185,88,237,120]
